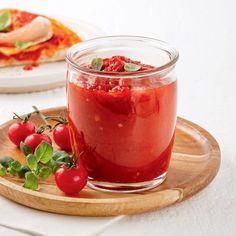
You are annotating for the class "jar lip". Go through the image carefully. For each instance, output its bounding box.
[66,35,179,79]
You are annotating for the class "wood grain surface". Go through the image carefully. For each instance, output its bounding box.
[0,107,221,216]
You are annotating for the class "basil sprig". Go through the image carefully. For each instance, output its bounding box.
[0,141,72,190]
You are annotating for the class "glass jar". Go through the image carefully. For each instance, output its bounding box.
[66,36,178,193]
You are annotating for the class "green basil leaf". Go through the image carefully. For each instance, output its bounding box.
[61,156,73,163]
[23,172,38,190]
[17,165,31,178]
[35,163,44,175]
[37,163,44,171]
[10,160,21,172]
[20,142,32,156]
[52,151,69,161]
[8,167,17,175]
[0,167,7,176]
[35,141,53,164]
[15,40,33,50]
[91,57,103,71]
[0,156,14,168]
[26,154,37,171]
[47,160,60,174]
[0,11,11,31]
[124,63,141,72]
[52,151,72,163]
[38,167,51,179]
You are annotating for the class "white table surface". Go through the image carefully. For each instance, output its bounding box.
[0,0,236,235]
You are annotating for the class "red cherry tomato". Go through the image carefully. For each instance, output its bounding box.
[55,163,88,195]
[53,124,72,151]
[8,121,36,147]
[24,133,52,152]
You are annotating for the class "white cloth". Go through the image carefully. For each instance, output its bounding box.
[0,0,236,235]
[0,197,123,236]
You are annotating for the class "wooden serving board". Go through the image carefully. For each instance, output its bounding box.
[0,107,220,216]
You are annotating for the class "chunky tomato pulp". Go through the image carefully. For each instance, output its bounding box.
[67,57,177,183]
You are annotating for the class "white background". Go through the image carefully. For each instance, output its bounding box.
[0,0,236,235]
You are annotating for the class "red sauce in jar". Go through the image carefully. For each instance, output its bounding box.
[68,56,177,183]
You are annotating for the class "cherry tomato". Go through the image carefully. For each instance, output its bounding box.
[53,124,72,151]
[24,133,52,152]
[8,121,36,147]
[55,163,88,195]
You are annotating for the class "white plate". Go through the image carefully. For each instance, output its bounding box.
[0,17,105,93]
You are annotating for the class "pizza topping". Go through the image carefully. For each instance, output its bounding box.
[0,16,53,47]
[0,10,11,31]
[15,40,32,50]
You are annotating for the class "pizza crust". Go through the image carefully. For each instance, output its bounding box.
[0,48,66,67]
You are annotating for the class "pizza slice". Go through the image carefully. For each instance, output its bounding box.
[0,9,81,67]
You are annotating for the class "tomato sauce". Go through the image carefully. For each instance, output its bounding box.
[23,63,38,71]
[67,56,177,183]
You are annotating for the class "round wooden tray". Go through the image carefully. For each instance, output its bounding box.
[0,107,220,216]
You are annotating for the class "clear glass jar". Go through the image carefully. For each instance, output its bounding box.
[66,36,178,193]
